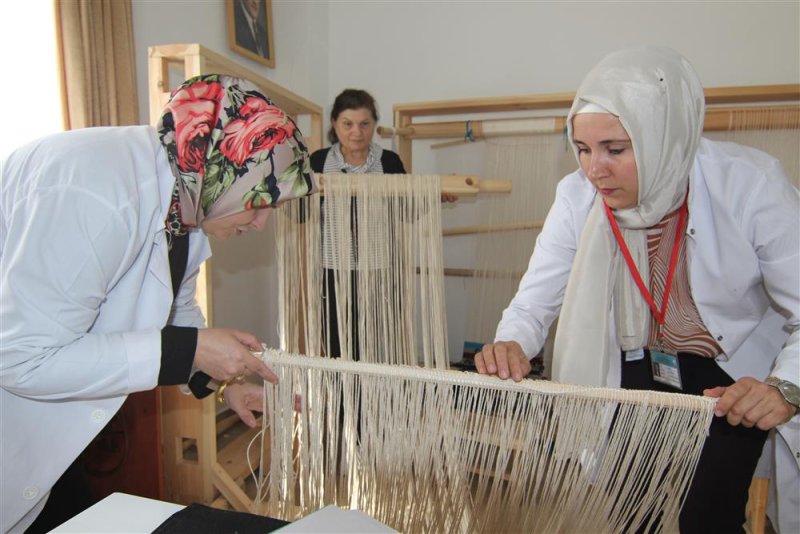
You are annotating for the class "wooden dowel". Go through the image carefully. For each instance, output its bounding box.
[391,85,799,118]
[430,138,481,149]
[443,221,544,236]
[395,105,799,143]
[399,116,567,140]
[746,477,770,534]
[439,175,512,196]
[377,125,414,137]
[704,85,800,105]
[262,348,717,410]
[316,174,512,196]
[441,268,524,278]
[476,178,513,193]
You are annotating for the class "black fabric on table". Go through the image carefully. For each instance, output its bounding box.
[151,503,289,533]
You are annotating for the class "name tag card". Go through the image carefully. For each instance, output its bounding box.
[650,350,683,391]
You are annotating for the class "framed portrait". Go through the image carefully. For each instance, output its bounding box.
[226,0,275,68]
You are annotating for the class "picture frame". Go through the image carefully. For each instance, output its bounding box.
[226,0,275,68]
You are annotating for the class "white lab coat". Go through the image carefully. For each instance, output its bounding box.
[496,138,800,532]
[0,126,211,533]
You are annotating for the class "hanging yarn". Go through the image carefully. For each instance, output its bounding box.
[705,106,799,187]
[274,173,449,369]
[253,348,715,533]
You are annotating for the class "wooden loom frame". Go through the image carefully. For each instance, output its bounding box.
[386,84,800,172]
[148,43,323,511]
[386,84,799,534]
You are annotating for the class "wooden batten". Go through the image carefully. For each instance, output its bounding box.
[443,221,544,237]
[393,91,576,118]
[392,84,800,120]
[703,84,800,105]
[381,105,800,146]
[440,175,512,196]
[316,174,512,197]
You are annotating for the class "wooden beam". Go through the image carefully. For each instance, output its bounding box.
[316,174,511,197]
[443,221,544,237]
[384,106,799,142]
[393,92,576,118]
[396,110,413,172]
[705,85,800,105]
[211,461,255,513]
[392,84,800,119]
[148,44,322,117]
[434,268,524,278]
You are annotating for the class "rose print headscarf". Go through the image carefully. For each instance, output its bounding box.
[157,74,318,236]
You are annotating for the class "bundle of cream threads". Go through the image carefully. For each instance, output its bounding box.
[274,173,449,369]
[254,348,714,534]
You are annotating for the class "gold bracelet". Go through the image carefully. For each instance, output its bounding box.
[216,380,230,404]
[216,375,246,404]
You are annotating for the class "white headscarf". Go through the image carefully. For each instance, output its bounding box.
[552,46,706,386]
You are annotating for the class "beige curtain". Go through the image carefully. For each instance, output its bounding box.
[55,0,139,129]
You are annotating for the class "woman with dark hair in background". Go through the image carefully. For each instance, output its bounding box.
[309,89,405,359]
[310,89,456,359]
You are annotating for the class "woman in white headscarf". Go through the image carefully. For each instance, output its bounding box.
[0,75,317,533]
[476,46,799,532]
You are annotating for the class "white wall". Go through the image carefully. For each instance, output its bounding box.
[326,1,800,172]
[131,0,329,126]
[130,0,799,353]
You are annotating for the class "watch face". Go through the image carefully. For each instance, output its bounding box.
[779,382,800,407]
[772,380,800,408]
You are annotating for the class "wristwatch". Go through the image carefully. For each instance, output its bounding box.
[765,376,800,413]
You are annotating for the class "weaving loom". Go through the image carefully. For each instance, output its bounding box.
[269,172,719,532]
[253,348,715,533]
[382,90,799,374]
[266,86,799,531]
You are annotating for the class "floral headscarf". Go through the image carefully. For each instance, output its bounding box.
[157,74,317,236]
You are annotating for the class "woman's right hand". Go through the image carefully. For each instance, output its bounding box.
[475,341,531,382]
[222,381,265,428]
[194,328,278,384]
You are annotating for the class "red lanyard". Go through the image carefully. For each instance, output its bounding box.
[603,192,688,334]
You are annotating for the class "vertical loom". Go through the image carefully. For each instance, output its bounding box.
[376,85,799,531]
[380,86,800,373]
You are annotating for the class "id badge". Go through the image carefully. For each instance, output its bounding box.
[625,348,645,362]
[650,350,683,391]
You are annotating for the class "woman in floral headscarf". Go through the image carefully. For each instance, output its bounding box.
[476,47,798,532]
[0,75,316,533]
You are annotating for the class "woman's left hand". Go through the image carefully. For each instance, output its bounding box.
[441,192,459,203]
[223,381,265,428]
[704,376,797,430]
